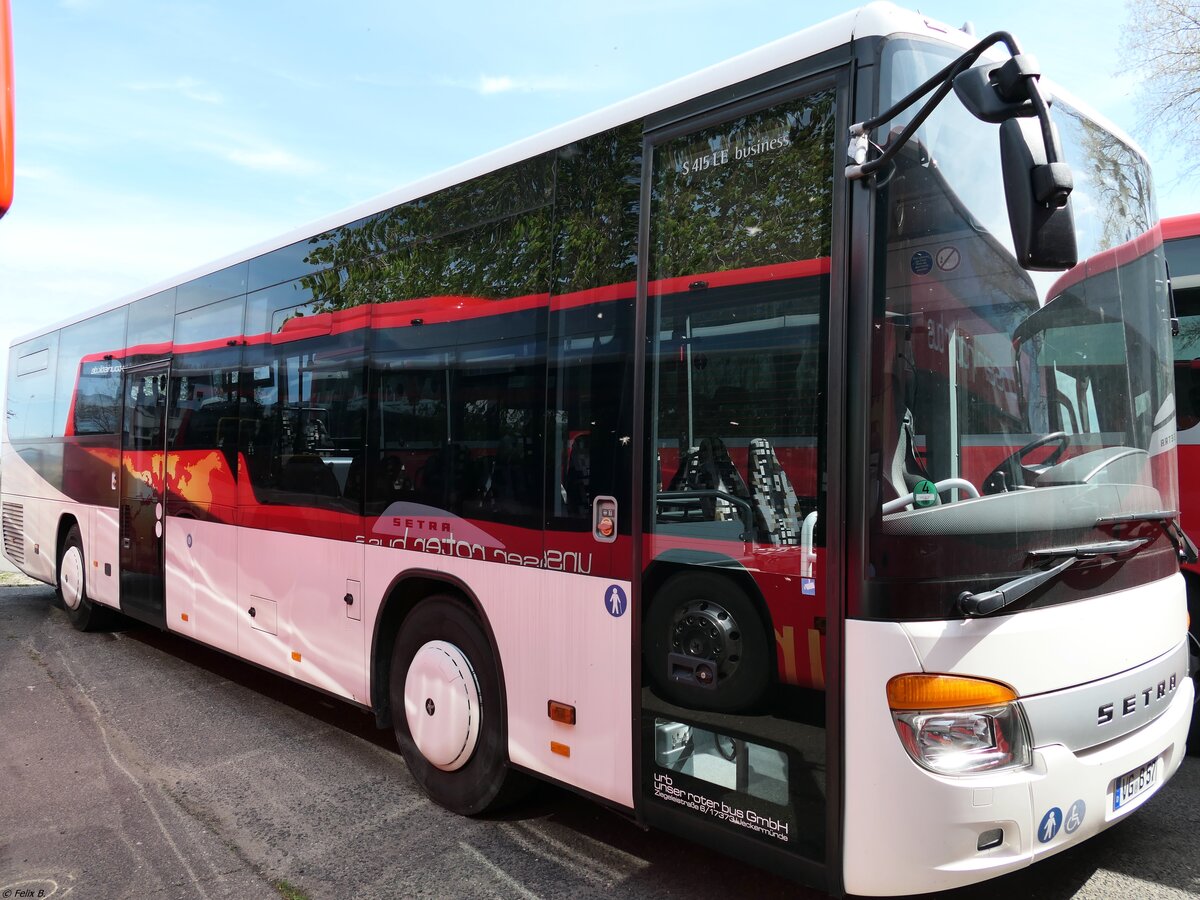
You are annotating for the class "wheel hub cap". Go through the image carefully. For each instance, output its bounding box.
[404,640,481,772]
[670,599,742,682]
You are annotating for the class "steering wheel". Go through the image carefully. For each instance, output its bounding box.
[982,431,1070,495]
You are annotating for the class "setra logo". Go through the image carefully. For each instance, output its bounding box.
[1096,671,1180,726]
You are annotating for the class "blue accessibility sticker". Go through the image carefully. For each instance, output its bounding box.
[910,250,933,276]
[1064,799,1085,835]
[1038,807,1062,844]
[604,584,628,618]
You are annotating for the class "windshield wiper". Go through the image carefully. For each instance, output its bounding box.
[958,538,1148,617]
[1095,510,1199,564]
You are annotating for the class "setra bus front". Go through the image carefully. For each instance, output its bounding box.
[841,29,1196,895]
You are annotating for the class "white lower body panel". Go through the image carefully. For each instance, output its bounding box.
[843,576,1193,896]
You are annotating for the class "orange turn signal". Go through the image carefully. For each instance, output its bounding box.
[547,700,576,725]
[291,651,302,662]
[550,741,571,757]
[886,674,1018,711]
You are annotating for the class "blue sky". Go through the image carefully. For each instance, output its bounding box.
[0,0,1189,395]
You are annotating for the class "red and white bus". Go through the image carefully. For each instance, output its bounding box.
[1163,212,1200,753]
[3,6,1195,895]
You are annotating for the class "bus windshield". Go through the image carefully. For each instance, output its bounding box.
[866,38,1179,617]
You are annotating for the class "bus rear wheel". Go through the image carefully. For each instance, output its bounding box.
[57,525,114,632]
[389,595,526,815]
[644,571,770,713]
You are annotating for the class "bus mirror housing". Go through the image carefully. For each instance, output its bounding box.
[999,116,1077,271]
[953,55,1078,272]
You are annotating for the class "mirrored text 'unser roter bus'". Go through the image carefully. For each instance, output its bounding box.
[3,4,1196,894]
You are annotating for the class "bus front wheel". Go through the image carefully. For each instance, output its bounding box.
[644,571,770,713]
[388,595,526,815]
[57,525,114,632]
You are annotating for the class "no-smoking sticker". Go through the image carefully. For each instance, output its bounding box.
[935,246,960,271]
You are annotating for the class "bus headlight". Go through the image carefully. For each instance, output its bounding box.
[887,674,1031,775]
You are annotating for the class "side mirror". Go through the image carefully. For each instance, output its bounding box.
[999,116,1077,271]
[955,56,1077,271]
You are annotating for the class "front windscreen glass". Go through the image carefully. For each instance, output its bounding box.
[865,39,1179,618]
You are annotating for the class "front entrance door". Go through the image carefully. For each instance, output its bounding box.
[639,77,841,879]
[119,361,170,626]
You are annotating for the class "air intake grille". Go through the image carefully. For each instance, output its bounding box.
[2,502,25,565]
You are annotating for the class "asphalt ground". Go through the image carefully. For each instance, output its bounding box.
[1,580,1198,900]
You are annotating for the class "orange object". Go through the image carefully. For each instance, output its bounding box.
[550,741,570,757]
[886,674,1018,711]
[291,651,302,662]
[0,0,12,218]
[547,700,576,725]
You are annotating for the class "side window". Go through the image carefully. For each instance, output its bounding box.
[54,307,127,437]
[1168,234,1200,432]
[167,298,246,491]
[7,334,59,440]
[367,310,545,525]
[240,332,365,513]
[547,124,642,533]
[1174,286,1200,431]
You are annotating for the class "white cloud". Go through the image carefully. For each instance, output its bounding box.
[13,165,56,181]
[126,77,224,105]
[437,73,598,96]
[220,147,324,177]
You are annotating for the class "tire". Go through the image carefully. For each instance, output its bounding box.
[389,595,526,815]
[57,525,114,632]
[644,570,770,713]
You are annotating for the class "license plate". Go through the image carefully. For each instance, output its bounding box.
[1112,758,1159,811]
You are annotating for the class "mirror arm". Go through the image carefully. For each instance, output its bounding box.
[847,31,1021,181]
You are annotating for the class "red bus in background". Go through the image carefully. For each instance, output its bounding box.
[1164,213,1200,753]
[0,0,13,218]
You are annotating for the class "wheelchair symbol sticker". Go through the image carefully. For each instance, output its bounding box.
[1064,799,1085,835]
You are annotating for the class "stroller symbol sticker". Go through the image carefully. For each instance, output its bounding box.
[605,585,628,618]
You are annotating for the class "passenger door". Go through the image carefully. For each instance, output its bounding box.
[640,80,840,872]
[119,361,170,626]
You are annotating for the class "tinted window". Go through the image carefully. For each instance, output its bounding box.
[6,333,59,440]
[248,237,335,293]
[547,299,636,530]
[177,263,248,313]
[127,289,175,353]
[1173,285,1200,430]
[1167,235,1200,280]
[55,307,128,436]
[245,279,319,338]
[647,92,834,544]
[554,124,642,294]
[175,296,245,347]
[240,331,365,514]
[367,309,546,524]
